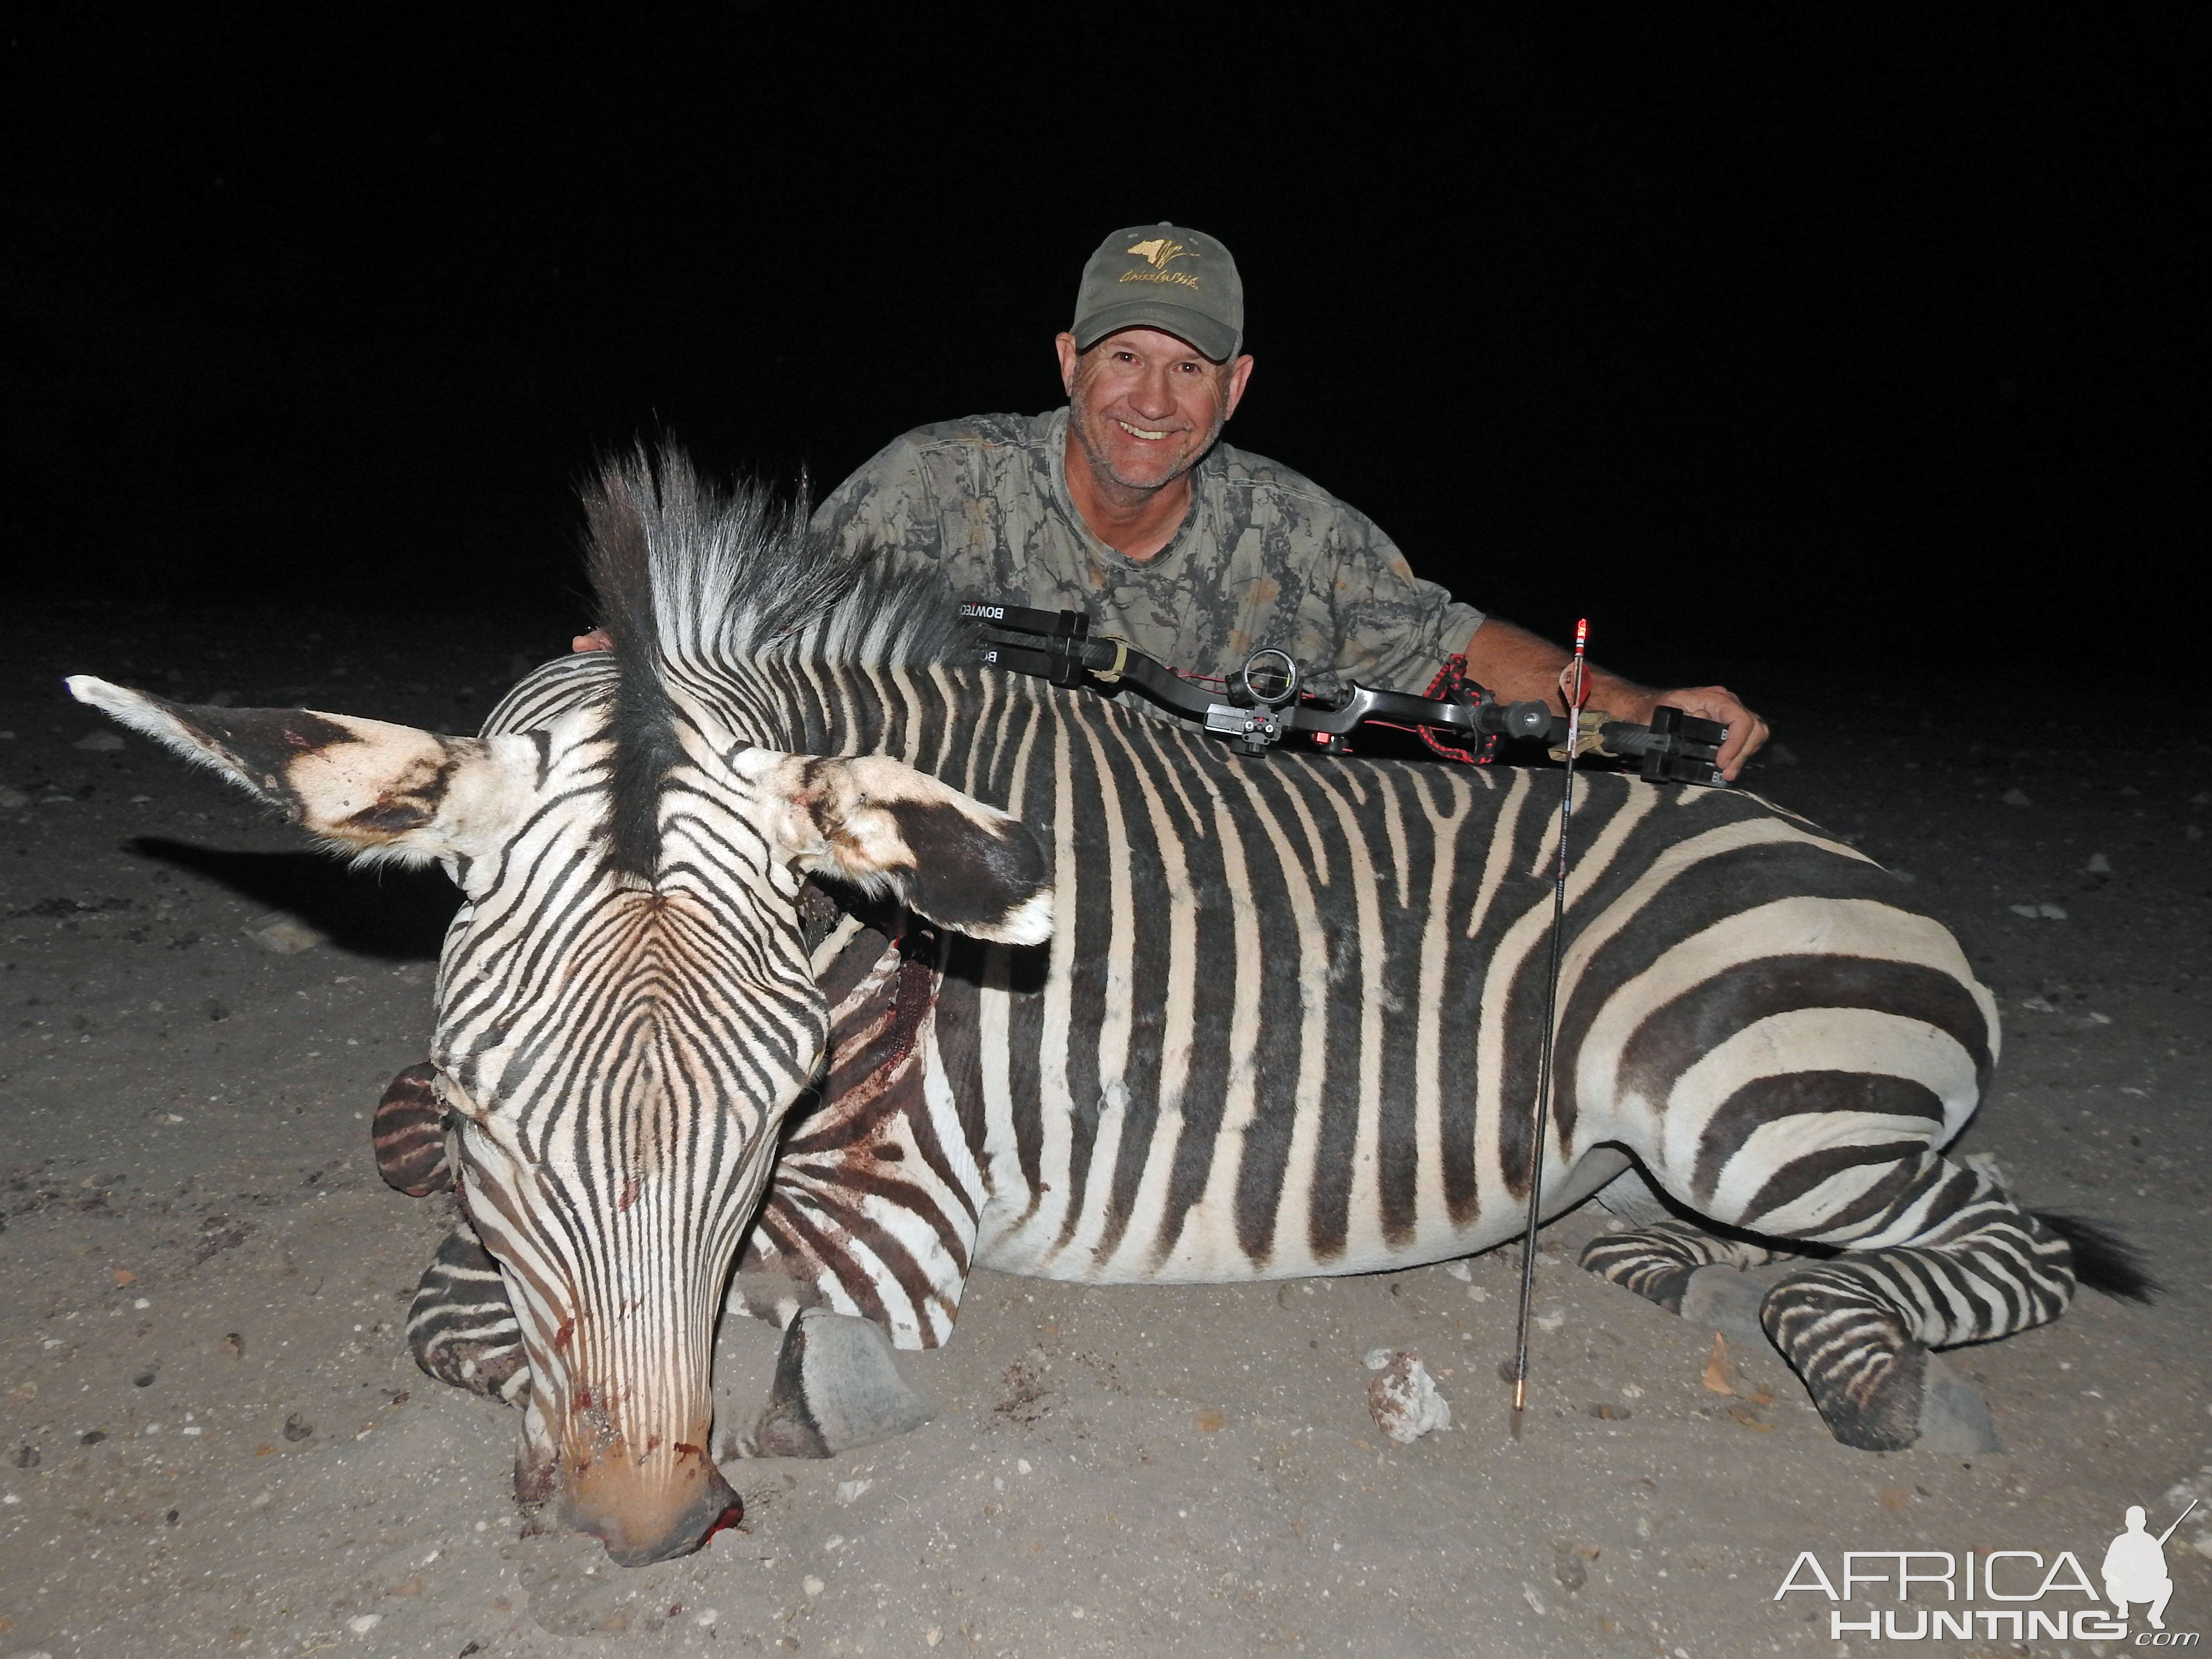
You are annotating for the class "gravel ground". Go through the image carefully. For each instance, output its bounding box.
[3,600,2208,1658]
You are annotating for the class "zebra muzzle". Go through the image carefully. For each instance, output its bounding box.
[551,1436,744,1567]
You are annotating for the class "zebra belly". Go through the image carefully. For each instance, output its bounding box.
[971,1145,1630,1284]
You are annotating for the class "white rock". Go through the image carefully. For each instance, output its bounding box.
[1534,1310,1565,1332]
[2086,852,2112,873]
[2008,903,2040,918]
[347,1613,382,1635]
[1362,1347,1394,1371]
[1467,1286,1491,1303]
[693,1608,719,1627]
[834,1478,872,1505]
[2020,995,2056,1013]
[244,914,327,956]
[802,1575,825,1598]
[1366,1352,1452,1443]
[1443,1261,1472,1282]
[73,732,124,752]
[1999,787,2032,806]
[927,1627,943,1647]
[2039,902,2067,919]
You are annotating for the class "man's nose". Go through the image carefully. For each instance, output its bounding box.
[1126,365,1178,421]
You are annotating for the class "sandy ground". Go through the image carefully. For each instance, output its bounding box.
[3,599,2209,1659]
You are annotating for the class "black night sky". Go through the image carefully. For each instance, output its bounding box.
[8,5,2204,681]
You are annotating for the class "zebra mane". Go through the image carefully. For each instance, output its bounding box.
[580,446,967,877]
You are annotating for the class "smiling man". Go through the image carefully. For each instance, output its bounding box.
[816,223,1769,774]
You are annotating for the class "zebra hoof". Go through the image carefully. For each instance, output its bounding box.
[730,1310,935,1460]
[1678,1266,1770,1346]
[1913,1354,2004,1455]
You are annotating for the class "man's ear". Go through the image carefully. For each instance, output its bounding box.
[66,677,540,867]
[761,754,1053,946]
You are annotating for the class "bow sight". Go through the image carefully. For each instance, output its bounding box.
[958,601,1730,787]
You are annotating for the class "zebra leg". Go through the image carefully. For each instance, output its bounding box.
[1581,1221,1781,1321]
[406,1226,531,1407]
[725,1308,936,1460]
[1749,1156,2073,1452]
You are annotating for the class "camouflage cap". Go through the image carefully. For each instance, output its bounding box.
[1071,223,1244,363]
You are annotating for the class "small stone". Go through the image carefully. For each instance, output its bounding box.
[2020,995,2056,1013]
[347,1613,382,1634]
[131,1370,156,1389]
[251,1489,273,1507]
[1367,1352,1452,1443]
[1362,1347,1394,1371]
[0,787,27,809]
[243,914,326,956]
[1534,1310,1565,1332]
[834,1478,872,1504]
[802,1575,825,1598]
[1553,1547,1588,1592]
[2086,852,2112,873]
[2090,1011,2112,1025]
[1443,1261,1472,1281]
[1193,1408,1226,1433]
[1619,1384,1644,1400]
[281,1413,313,1443]
[926,1627,943,1647]
[73,732,124,752]
[1466,1286,1490,1302]
[694,1608,720,1627]
[2008,903,2040,918]
[1016,1458,1031,1475]
[2037,902,2067,920]
[1999,787,2032,806]
[1700,1334,1736,1396]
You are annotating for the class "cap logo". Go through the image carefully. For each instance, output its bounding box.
[1126,237,1191,270]
[1120,237,1201,291]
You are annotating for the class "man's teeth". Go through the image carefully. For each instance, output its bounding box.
[1116,420,1170,441]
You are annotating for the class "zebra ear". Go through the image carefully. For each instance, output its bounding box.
[764,754,1054,946]
[65,677,538,867]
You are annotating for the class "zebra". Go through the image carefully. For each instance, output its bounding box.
[70,448,2148,1565]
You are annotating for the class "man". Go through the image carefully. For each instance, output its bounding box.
[804,223,1769,778]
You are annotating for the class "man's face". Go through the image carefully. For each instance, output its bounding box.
[1056,327,1254,496]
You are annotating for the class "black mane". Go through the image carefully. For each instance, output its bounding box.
[579,446,967,878]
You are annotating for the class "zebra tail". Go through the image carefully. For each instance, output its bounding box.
[2035,1210,2159,1302]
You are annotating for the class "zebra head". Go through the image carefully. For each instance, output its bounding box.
[65,454,1054,1565]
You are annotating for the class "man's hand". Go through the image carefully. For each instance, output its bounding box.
[573,628,611,652]
[1615,684,1769,781]
[1463,618,1770,781]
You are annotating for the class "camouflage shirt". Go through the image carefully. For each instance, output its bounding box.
[811,409,1483,696]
